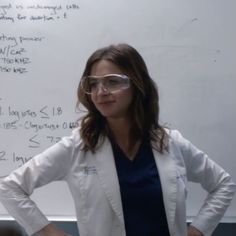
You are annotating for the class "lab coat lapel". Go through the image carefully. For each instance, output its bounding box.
[152,146,177,235]
[94,138,125,226]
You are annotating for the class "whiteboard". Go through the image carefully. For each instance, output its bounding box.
[0,0,235,222]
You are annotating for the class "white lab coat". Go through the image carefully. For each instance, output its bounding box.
[0,129,235,236]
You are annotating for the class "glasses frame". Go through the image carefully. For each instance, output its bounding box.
[81,73,130,94]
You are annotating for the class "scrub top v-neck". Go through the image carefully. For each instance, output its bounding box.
[111,140,170,236]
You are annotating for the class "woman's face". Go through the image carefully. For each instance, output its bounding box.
[90,60,133,120]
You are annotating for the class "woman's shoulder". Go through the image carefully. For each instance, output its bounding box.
[71,127,81,141]
[164,128,190,147]
[164,128,183,140]
[56,127,83,151]
[69,127,83,148]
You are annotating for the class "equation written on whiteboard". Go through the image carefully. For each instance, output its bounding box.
[0,104,78,133]
[0,150,33,169]
[0,1,80,75]
[0,99,79,174]
[0,33,44,74]
[0,2,80,23]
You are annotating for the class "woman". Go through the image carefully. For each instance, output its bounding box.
[0,44,235,236]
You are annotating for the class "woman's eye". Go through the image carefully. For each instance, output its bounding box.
[89,79,98,87]
[108,79,120,84]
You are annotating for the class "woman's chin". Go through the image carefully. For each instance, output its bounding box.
[100,111,117,118]
[100,111,127,120]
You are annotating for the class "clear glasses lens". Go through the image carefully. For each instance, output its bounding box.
[81,74,130,94]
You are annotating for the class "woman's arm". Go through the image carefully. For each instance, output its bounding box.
[172,130,236,236]
[0,134,76,236]
[37,223,70,236]
[187,225,204,236]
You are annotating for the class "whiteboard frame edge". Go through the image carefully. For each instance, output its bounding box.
[0,215,235,223]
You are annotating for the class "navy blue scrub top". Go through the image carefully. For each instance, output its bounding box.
[111,139,170,236]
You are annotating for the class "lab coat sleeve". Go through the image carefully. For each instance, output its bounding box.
[172,130,236,236]
[0,131,77,236]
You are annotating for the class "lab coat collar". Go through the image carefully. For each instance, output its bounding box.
[94,138,125,226]
[94,138,177,234]
[152,143,177,235]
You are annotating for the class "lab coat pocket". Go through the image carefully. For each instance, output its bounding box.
[75,164,100,222]
[78,164,98,195]
[78,164,105,205]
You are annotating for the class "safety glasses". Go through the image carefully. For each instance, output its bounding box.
[81,74,130,94]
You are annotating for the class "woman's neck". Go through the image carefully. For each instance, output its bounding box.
[107,117,141,160]
[107,117,131,144]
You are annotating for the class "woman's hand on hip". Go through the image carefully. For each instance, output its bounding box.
[187,225,204,236]
[37,223,71,236]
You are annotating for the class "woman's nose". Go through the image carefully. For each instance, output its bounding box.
[96,83,109,95]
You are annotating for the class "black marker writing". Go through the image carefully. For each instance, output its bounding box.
[40,106,50,119]
[29,134,40,148]
[0,151,7,161]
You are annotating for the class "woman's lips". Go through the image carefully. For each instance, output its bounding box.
[98,101,115,105]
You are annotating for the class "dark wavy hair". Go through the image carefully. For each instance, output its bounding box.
[77,43,168,153]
